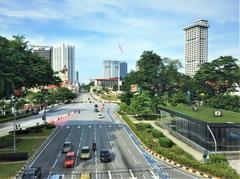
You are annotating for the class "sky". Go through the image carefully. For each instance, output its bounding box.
[0,0,239,83]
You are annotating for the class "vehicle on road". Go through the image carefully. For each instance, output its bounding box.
[22,167,41,179]
[49,174,63,179]
[94,104,98,108]
[64,151,75,168]
[62,142,73,153]
[94,108,99,112]
[80,146,91,159]
[100,149,111,162]
[98,113,104,118]
[80,173,91,179]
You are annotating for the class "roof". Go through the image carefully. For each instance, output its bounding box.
[183,19,209,30]
[95,77,118,81]
[66,151,75,156]
[82,146,89,150]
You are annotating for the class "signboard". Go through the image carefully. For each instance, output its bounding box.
[131,84,138,92]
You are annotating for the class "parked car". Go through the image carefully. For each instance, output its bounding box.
[80,146,91,159]
[64,151,75,168]
[22,167,41,179]
[62,142,73,153]
[100,149,111,163]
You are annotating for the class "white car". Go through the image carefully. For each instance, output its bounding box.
[98,113,104,119]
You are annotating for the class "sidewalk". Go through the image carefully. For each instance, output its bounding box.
[127,115,203,161]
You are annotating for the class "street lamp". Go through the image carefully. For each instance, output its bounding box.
[206,125,217,152]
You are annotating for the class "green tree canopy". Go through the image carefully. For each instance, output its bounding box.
[0,35,61,99]
[194,56,240,97]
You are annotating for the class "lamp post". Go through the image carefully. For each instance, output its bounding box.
[206,125,217,152]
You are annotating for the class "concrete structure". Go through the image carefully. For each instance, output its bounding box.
[103,60,128,79]
[184,19,209,77]
[32,46,52,65]
[52,44,75,83]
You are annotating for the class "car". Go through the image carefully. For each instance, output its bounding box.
[49,174,64,179]
[80,146,91,159]
[80,173,91,179]
[64,151,75,168]
[98,113,104,119]
[62,142,73,153]
[94,108,99,112]
[100,149,111,162]
[94,104,98,108]
[22,167,41,179]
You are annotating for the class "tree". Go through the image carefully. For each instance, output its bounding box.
[0,35,61,99]
[128,91,153,116]
[54,87,77,103]
[194,56,240,97]
[137,51,165,96]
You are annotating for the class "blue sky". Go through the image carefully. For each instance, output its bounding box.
[0,0,239,83]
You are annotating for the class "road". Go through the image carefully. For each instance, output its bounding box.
[15,93,198,179]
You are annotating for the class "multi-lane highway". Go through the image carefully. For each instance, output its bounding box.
[15,93,198,179]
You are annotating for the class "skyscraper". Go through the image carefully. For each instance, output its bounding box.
[184,19,209,77]
[103,60,128,79]
[52,44,75,83]
[32,46,52,65]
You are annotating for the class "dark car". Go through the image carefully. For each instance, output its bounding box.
[94,104,98,108]
[22,167,41,179]
[100,149,111,163]
[62,142,73,153]
[94,108,99,112]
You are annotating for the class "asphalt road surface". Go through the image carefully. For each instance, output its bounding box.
[18,93,199,179]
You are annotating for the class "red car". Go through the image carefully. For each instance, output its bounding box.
[64,152,75,168]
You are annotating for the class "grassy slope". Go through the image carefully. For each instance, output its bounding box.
[164,104,240,123]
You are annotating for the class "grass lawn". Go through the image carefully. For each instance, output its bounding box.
[0,128,54,179]
[101,93,119,101]
[164,104,240,123]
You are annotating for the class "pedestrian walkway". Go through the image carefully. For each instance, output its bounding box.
[127,115,203,161]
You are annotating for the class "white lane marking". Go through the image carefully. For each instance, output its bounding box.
[129,169,137,179]
[57,151,61,158]
[108,170,112,179]
[127,148,137,164]
[75,128,84,167]
[52,158,58,168]
[150,170,159,179]
[29,126,64,167]
[47,171,52,179]
[95,168,98,179]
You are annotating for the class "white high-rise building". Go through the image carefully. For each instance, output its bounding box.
[52,44,75,83]
[184,19,209,77]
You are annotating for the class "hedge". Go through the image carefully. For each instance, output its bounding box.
[0,152,28,161]
[158,137,174,148]
[151,128,163,138]
[135,123,152,131]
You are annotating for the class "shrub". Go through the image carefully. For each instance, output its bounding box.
[0,152,28,161]
[151,128,163,138]
[209,154,228,164]
[45,124,56,129]
[135,123,152,131]
[158,137,174,148]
